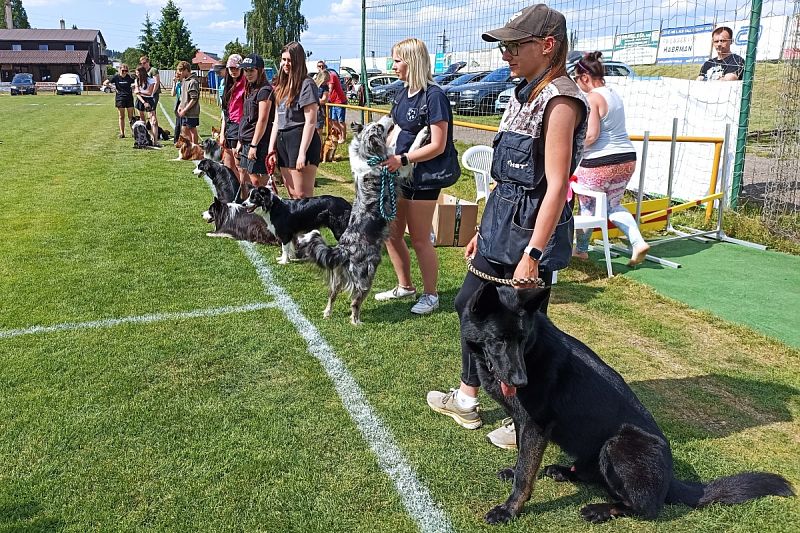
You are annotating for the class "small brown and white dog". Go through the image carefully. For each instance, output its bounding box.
[174,135,205,161]
[211,125,221,141]
[321,129,340,163]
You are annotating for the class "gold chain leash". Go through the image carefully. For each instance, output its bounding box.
[466,256,545,288]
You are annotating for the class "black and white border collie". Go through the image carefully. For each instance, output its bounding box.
[194,158,243,203]
[201,138,223,162]
[242,187,352,264]
[202,197,278,245]
[130,117,160,149]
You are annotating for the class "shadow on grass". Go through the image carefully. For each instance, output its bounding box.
[0,500,64,531]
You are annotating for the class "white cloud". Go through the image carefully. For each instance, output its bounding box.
[22,0,69,7]
[208,19,243,31]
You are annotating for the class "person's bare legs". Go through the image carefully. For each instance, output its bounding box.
[384,198,415,290]
[116,107,126,137]
[405,198,438,296]
[281,168,295,197]
[286,166,316,199]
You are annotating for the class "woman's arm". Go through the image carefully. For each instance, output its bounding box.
[584,91,606,146]
[296,103,319,170]
[267,99,280,165]
[513,95,583,283]
[248,98,272,159]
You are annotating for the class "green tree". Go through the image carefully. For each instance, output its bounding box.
[0,0,31,29]
[223,38,250,60]
[119,47,143,70]
[244,0,308,61]
[149,0,196,69]
[139,13,157,58]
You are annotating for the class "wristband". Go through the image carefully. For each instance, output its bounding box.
[400,154,409,166]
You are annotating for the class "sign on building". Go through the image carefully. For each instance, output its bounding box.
[612,30,660,65]
[718,16,789,61]
[657,24,713,63]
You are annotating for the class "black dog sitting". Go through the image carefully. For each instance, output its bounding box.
[460,282,794,524]
[242,187,351,264]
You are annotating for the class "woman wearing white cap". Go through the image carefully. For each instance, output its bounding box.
[427,4,589,449]
[220,54,247,199]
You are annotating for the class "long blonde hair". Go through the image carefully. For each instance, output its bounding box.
[392,38,434,94]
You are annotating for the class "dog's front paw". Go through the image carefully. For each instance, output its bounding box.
[277,256,290,265]
[484,504,515,525]
[542,464,572,482]
[580,503,614,523]
[497,468,515,482]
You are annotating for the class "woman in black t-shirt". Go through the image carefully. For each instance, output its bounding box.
[102,64,136,138]
[235,53,275,191]
[267,41,321,199]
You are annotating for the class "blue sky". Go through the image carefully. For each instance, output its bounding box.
[21,0,365,60]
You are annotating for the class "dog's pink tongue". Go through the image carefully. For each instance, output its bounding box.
[500,382,517,397]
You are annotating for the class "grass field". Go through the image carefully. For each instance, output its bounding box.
[1,94,798,532]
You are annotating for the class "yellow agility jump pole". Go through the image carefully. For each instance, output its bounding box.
[638,192,724,225]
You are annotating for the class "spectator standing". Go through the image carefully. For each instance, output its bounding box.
[268,42,321,199]
[697,26,744,81]
[139,56,161,144]
[572,51,649,265]
[176,61,200,144]
[318,60,347,143]
[103,64,135,138]
[373,37,461,316]
[351,73,365,106]
[170,68,183,138]
[236,54,276,192]
[220,54,247,199]
[315,69,331,137]
[133,65,159,145]
[426,4,587,447]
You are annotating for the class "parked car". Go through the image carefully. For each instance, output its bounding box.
[10,73,36,95]
[370,78,404,104]
[446,66,520,115]
[433,61,467,86]
[56,73,82,95]
[443,71,491,94]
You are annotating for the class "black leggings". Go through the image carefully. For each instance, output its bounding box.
[454,252,553,387]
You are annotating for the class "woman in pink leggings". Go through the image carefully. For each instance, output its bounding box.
[572,51,649,266]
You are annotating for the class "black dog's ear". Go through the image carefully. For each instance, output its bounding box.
[468,281,500,318]
[350,122,364,134]
[517,287,551,314]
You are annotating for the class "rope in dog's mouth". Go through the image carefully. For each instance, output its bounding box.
[367,156,398,221]
[466,256,545,288]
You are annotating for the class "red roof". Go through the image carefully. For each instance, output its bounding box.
[192,50,221,67]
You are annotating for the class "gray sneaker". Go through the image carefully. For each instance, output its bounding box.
[426,389,482,429]
[411,293,439,315]
[486,417,517,450]
[375,285,416,301]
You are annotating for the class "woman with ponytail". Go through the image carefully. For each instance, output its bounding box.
[427,4,588,448]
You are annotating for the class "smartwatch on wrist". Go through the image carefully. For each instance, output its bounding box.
[523,245,543,261]
[400,154,409,166]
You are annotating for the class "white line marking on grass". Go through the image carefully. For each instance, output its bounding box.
[239,242,455,533]
[0,303,275,339]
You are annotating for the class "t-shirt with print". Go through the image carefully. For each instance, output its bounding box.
[239,84,275,145]
[276,77,319,131]
[109,74,134,97]
[699,54,744,81]
[391,84,456,183]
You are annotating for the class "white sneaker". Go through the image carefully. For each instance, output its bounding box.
[486,417,517,450]
[374,285,417,301]
[411,294,439,315]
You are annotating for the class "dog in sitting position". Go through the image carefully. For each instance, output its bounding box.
[297,116,429,325]
[130,117,160,149]
[202,197,278,244]
[201,137,222,162]
[321,128,340,163]
[174,135,205,161]
[458,282,794,525]
[194,158,242,203]
[243,187,352,264]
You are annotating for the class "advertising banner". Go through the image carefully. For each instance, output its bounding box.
[612,30,660,64]
[718,16,788,61]
[657,24,713,63]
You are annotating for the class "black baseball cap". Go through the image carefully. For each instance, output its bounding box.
[482,4,567,42]
[241,54,265,70]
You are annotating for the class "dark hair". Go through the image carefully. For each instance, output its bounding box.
[274,41,309,104]
[352,74,359,81]
[135,65,149,89]
[245,68,268,98]
[221,65,243,108]
[573,51,605,80]
[712,26,733,40]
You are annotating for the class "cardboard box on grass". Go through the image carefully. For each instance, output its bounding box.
[432,194,478,247]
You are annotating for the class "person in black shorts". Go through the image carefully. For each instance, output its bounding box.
[267,41,321,199]
[373,38,460,316]
[103,64,136,138]
[236,54,275,191]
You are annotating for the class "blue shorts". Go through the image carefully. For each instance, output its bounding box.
[181,117,199,128]
[328,105,345,123]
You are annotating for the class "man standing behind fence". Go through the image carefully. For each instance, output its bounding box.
[318,60,347,143]
[697,26,744,81]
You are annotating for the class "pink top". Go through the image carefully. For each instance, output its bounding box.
[227,75,247,123]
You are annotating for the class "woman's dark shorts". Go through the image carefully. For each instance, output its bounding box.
[239,141,269,175]
[115,95,134,109]
[277,126,321,169]
[398,183,441,201]
[225,120,240,144]
[134,96,156,112]
[181,117,200,128]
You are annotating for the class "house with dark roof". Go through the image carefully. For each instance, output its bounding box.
[0,26,107,85]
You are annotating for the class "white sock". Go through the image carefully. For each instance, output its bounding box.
[456,390,478,409]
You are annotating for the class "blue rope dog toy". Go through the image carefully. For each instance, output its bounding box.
[367,156,398,221]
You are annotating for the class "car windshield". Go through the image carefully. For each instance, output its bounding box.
[482,67,510,82]
[12,74,32,83]
[450,72,486,86]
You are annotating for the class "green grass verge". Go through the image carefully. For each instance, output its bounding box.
[1,94,798,532]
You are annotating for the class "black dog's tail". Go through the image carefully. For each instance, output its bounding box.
[668,472,794,508]
[298,231,350,271]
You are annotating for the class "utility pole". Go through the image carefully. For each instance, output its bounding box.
[437,28,449,54]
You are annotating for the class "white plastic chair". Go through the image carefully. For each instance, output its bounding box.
[571,181,614,278]
[462,145,494,202]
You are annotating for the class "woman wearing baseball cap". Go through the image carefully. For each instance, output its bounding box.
[235,53,276,191]
[427,4,589,450]
[220,54,247,199]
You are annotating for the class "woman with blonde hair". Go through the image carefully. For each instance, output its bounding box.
[374,37,460,315]
[267,41,321,198]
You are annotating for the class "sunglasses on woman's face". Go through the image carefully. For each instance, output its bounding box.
[121,70,128,73]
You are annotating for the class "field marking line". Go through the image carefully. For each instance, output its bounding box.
[239,241,455,533]
[159,99,222,131]
[0,303,276,340]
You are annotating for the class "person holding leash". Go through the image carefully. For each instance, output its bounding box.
[139,56,162,147]
[268,42,321,199]
[133,65,159,146]
[236,54,275,193]
[373,37,460,316]
[103,64,135,138]
[220,54,247,199]
[427,4,588,447]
